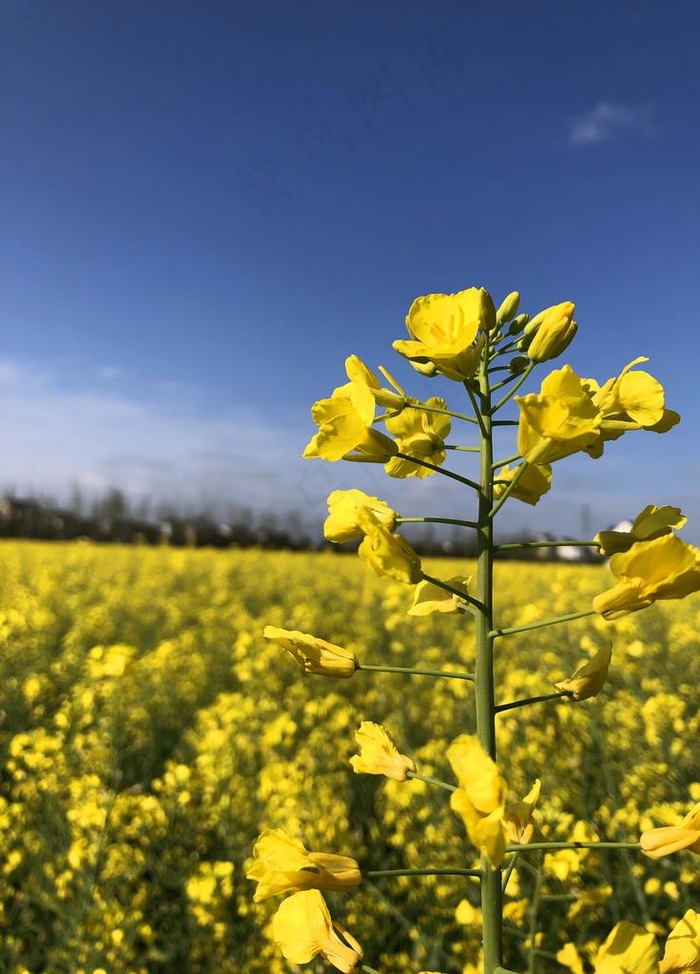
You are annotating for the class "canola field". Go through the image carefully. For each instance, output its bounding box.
[1,540,700,974]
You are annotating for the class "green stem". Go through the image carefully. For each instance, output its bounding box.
[505,841,641,853]
[492,419,519,427]
[361,967,383,974]
[465,380,488,437]
[495,690,572,714]
[526,854,544,974]
[357,663,475,681]
[501,852,520,894]
[421,572,486,612]
[494,539,599,552]
[406,771,457,793]
[366,867,481,878]
[489,462,528,518]
[411,401,479,424]
[445,443,482,452]
[397,516,479,529]
[490,609,597,639]
[394,452,481,491]
[492,453,522,470]
[492,362,535,411]
[473,329,503,974]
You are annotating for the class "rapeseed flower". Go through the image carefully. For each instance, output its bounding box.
[407,576,472,616]
[640,802,700,858]
[344,354,408,411]
[350,721,416,781]
[584,358,680,457]
[593,534,700,619]
[595,505,687,556]
[272,889,363,972]
[592,920,658,974]
[660,909,700,974]
[323,489,398,543]
[555,644,612,701]
[516,365,602,464]
[392,287,494,380]
[448,736,540,866]
[303,383,397,463]
[384,397,451,478]
[492,462,552,506]
[246,829,361,901]
[262,626,357,678]
[357,518,422,584]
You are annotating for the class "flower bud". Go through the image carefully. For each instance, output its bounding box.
[526,302,577,363]
[496,291,520,326]
[507,313,529,336]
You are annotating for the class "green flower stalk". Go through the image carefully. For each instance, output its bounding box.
[257,281,697,974]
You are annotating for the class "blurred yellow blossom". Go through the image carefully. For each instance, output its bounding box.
[246,829,361,901]
[640,802,700,859]
[593,919,659,974]
[350,721,416,781]
[407,576,472,616]
[272,889,363,972]
[263,626,357,678]
[555,644,612,701]
[660,909,700,974]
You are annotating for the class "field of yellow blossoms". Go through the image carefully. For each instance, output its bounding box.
[1,539,700,973]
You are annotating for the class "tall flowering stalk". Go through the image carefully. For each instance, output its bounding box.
[249,284,700,974]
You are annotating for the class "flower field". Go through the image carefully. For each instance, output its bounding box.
[1,539,700,973]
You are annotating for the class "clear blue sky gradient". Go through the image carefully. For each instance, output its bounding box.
[2,1,700,540]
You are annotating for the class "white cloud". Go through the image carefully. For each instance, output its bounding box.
[568,101,655,146]
[0,357,316,518]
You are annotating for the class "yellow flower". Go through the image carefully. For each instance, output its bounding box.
[504,778,542,845]
[344,354,408,411]
[272,889,363,973]
[524,301,577,363]
[323,489,398,543]
[303,382,397,463]
[384,397,451,478]
[516,365,602,464]
[584,358,680,457]
[595,505,687,556]
[492,463,552,506]
[246,829,361,902]
[660,910,700,974]
[357,516,422,584]
[640,802,700,859]
[593,534,700,620]
[392,288,494,380]
[555,644,612,701]
[262,626,357,678]
[350,721,416,781]
[407,576,472,616]
[447,735,507,868]
[593,920,659,974]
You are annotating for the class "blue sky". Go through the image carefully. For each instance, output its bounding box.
[2,0,700,540]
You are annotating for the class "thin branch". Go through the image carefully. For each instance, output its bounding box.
[394,452,481,490]
[495,690,573,713]
[490,608,597,639]
[357,662,475,681]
